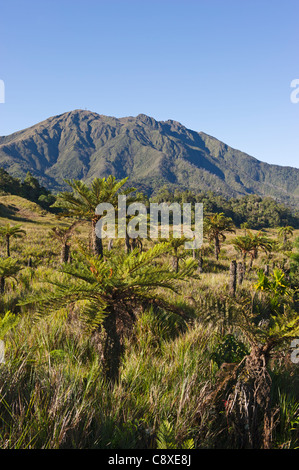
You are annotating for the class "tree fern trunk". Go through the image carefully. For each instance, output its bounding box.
[172,247,179,273]
[6,235,10,257]
[264,264,269,276]
[248,255,254,271]
[198,254,203,273]
[229,260,237,297]
[0,276,5,294]
[61,243,70,264]
[125,232,131,254]
[215,237,220,260]
[91,219,103,257]
[237,261,244,285]
[108,239,113,252]
[193,249,203,273]
[97,309,122,383]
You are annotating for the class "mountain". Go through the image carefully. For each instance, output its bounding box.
[0,109,298,207]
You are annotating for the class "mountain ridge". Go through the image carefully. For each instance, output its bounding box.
[0,109,298,208]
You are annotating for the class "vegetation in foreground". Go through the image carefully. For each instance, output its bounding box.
[0,175,298,449]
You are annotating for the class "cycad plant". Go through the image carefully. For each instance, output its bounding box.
[0,223,26,257]
[21,242,197,381]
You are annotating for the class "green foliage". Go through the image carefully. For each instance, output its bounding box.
[232,231,273,260]
[275,391,299,449]
[231,269,299,356]
[0,311,19,339]
[55,175,137,219]
[153,189,299,229]
[21,242,197,329]
[0,258,22,279]
[290,237,299,286]
[210,334,249,367]
[254,269,291,298]
[0,168,56,211]
[156,419,194,449]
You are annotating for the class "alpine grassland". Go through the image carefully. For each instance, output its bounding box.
[0,176,298,450]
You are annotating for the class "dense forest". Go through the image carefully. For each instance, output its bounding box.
[0,168,56,211]
[0,173,298,449]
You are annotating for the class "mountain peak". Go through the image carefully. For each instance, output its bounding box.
[0,111,298,208]
[135,113,159,128]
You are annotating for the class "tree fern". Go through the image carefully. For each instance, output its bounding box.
[20,241,198,381]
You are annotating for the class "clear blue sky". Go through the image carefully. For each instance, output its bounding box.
[0,0,298,168]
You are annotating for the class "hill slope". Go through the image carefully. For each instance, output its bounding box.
[0,109,298,207]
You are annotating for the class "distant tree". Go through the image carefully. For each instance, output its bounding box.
[232,231,272,270]
[22,172,42,201]
[49,221,80,264]
[161,235,189,273]
[38,193,56,210]
[240,222,250,235]
[54,176,137,258]
[277,226,294,247]
[204,213,235,260]
[0,167,56,211]
[0,168,22,195]
[0,223,26,257]
[232,234,255,263]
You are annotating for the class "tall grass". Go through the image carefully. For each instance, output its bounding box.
[0,205,298,449]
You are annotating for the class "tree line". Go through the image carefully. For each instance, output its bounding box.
[151,186,299,229]
[0,168,56,210]
[0,167,298,229]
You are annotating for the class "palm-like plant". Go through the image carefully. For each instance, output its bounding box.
[206,270,299,449]
[232,231,272,270]
[54,176,137,257]
[277,226,294,247]
[204,213,235,260]
[21,242,197,381]
[0,223,26,257]
[240,222,250,235]
[230,276,299,448]
[251,231,273,260]
[49,221,80,264]
[232,234,254,260]
[160,234,189,273]
[0,258,22,294]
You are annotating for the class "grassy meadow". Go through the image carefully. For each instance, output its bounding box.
[0,191,298,450]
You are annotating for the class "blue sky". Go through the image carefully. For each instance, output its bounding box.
[0,0,298,168]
